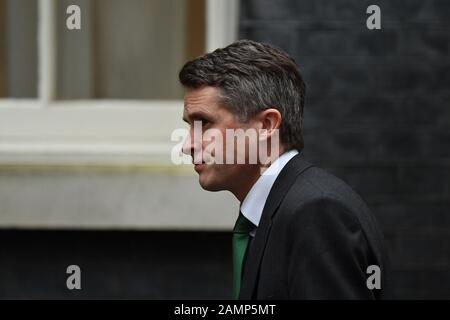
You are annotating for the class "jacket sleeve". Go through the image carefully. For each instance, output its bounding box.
[286,197,379,299]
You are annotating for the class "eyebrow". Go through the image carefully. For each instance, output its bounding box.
[182,111,213,123]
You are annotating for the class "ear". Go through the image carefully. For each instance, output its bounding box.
[257,108,282,141]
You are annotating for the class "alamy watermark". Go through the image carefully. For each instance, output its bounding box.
[66,5,81,30]
[66,265,81,290]
[171,121,281,171]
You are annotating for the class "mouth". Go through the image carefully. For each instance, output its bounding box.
[194,162,206,172]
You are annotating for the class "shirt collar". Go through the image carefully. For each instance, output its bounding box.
[240,149,299,227]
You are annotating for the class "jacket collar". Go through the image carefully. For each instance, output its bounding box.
[239,153,313,299]
[240,149,299,227]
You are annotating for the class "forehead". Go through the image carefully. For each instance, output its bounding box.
[183,86,219,113]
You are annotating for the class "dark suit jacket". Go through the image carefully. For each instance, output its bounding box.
[239,153,390,299]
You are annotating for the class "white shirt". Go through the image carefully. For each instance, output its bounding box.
[240,149,299,233]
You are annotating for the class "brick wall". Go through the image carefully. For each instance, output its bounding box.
[0,230,232,299]
[240,0,450,298]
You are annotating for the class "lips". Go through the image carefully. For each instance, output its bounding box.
[194,163,206,172]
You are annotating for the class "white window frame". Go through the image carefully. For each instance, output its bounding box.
[0,0,239,166]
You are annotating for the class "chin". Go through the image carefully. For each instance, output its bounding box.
[198,174,225,192]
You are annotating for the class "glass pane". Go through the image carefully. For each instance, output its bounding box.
[0,0,38,98]
[56,0,205,100]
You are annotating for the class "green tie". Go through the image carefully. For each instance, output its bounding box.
[232,212,255,299]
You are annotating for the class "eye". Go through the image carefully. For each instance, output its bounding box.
[190,117,211,129]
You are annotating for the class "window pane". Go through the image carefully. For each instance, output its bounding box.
[0,0,38,98]
[56,0,205,100]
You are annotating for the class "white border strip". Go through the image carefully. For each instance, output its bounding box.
[206,0,239,52]
[38,0,56,103]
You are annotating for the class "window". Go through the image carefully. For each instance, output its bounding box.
[56,0,206,100]
[0,0,38,98]
[0,0,238,166]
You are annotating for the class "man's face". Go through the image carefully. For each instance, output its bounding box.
[182,86,260,195]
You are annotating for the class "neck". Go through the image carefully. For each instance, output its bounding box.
[233,170,261,202]
[232,147,285,202]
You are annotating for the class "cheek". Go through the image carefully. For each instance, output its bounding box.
[202,129,228,155]
[220,164,239,178]
[205,164,227,179]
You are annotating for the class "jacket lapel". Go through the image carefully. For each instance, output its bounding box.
[239,154,313,299]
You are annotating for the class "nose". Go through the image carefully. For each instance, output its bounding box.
[182,131,193,157]
[182,129,203,164]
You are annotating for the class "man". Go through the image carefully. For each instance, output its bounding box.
[179,40,389,299]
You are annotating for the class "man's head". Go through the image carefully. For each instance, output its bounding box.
[179,40,306,200]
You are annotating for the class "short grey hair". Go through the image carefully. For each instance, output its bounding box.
[179,39,306,151]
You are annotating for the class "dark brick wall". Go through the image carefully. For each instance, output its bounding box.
[240,0,450,298]
[0,230,232,299]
